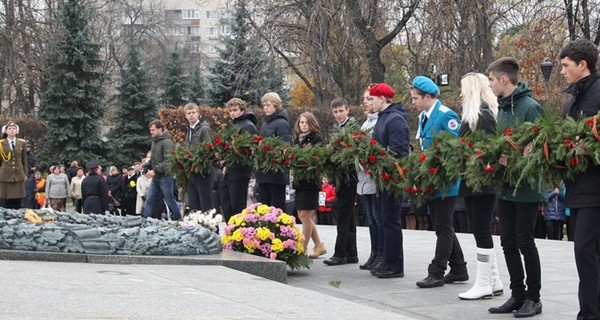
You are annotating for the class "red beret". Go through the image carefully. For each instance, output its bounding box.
[369,83,395,99]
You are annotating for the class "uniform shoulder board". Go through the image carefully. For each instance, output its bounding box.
[17,138,26,143]
[439,105,452,113]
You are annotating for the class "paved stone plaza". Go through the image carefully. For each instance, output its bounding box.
[0,225,578,319]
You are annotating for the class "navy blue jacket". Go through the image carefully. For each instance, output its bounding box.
[374,103,410,159]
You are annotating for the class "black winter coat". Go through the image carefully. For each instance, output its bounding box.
[256,109,292,185]
[458,102,496,197]
[81,172,109,214]
[227,112,258,181]
[564,73,600,208]
[293,132,322,191]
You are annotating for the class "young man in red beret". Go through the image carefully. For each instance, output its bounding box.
[367,83,410,278]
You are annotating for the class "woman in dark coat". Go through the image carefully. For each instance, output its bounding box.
[106,166,122,215]
[256,92,292,210]
[457,73,502,300]
[293,112,327,259]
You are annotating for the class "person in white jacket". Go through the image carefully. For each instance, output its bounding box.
[136,170,154,215]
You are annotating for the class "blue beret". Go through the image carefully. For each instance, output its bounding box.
[412,76,439,95]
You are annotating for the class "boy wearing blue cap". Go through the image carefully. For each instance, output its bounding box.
[411,76,469,289]
[486,57,543,317]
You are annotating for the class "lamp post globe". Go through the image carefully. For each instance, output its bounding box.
[540,59,554,98]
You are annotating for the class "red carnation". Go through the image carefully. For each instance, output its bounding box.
[424,187,435,193]
[370,139,377,145]
[474,149,482,156]
[177,164,184,170]
[404,187,413,194]
[503,128,513,135]
[532,126,540,133]
[252,136,264,143]
[170,150,176,155]
[289,153,296,160]
[368,154,377,164]
[224,143,230,149]
[483,164,495,173]
[460,138,467,143]
[429,167,438,175]
[420,154,427,163]
[468,142,474,148]
[214,136,222,145]
[205,143,213,150]
[313,153,319,159]
[381,172,391,181]
[263,145,271,152]
[379,150,386,156]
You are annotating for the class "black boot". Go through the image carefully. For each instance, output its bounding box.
[359,252,376,270]
[369,254,385,274]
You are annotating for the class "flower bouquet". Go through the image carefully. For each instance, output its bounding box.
[221,203,311,270]
[180,209,223,233]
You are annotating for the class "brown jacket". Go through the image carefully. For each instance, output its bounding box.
[0,138,28,198]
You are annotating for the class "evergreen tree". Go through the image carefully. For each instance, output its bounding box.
[189,64,206,104]
[162,49,189,107]
[38,0,106,168]
[207,0,286,107]
[106,43,157,166]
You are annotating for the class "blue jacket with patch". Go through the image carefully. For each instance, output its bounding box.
[417,100,461,199]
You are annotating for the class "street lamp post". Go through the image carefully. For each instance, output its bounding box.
[540,59,554,99]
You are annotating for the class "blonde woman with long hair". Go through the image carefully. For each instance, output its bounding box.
[457,73,503,300]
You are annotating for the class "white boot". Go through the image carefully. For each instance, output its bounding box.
[490,249,504,295]
[458,248,494,300]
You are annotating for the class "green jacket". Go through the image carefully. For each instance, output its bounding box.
[497,83,545,203]
[151,130,175,177]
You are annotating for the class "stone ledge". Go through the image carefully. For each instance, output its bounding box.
[0,249,288,283]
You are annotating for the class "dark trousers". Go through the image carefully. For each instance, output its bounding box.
[187,172,214,211]
[427,196,467,277]
[1,198,22,209]
[257,183,286,210]
[497,199,541,302]
[75,198,83,213]
[121,197,137,216]
[361,194,381,254]
[572,207,600,320]
[225,177,250,222]
[333,182,357,258]
[465,194,495,249]
[546,220,564,240]
[378,190,404,273]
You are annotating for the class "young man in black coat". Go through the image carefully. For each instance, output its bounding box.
[560,38,600,320]
[224,98,258,221]
[184,102,214,212]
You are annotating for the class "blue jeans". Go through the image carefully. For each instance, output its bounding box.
[142,175,181,220]
[361,194,381,254]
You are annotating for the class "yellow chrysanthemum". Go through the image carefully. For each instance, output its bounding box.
[244,243,255,253]
[256,204,270,215]
[256,227,271,241]
[278,213,292,226]
[221,236,230,245]
[229,215,242,226]
[271,238,284,253]
[296,241,304,254]
[232,229,244,242]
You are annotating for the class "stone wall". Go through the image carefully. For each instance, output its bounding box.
[0,209,222,255]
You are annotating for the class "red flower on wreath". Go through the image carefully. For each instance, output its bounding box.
[369,139,377,145]
[381,172,391,181]
[586,118,594,126]
[532,126,540,134]
[263,145,271,152]
[177,164,184,170]
[368,155,377,164]
[420,154,427,163]
[379,150,386,156]
[569,157,579,167]
[468,142,474,148]
[205,143,213,150]
[429,167,438,175]
[170,150,176,155]
[214,136,223,145]
[503,128,513,136]
[289,153,296,160]
[313,153,319,159]
[483,164,495,173]
[252,136,264,143]
[460,138,467,143]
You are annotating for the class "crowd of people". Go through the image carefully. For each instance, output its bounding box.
[0,38,598,319]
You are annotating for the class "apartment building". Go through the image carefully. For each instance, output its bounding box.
[161,0,230,61]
